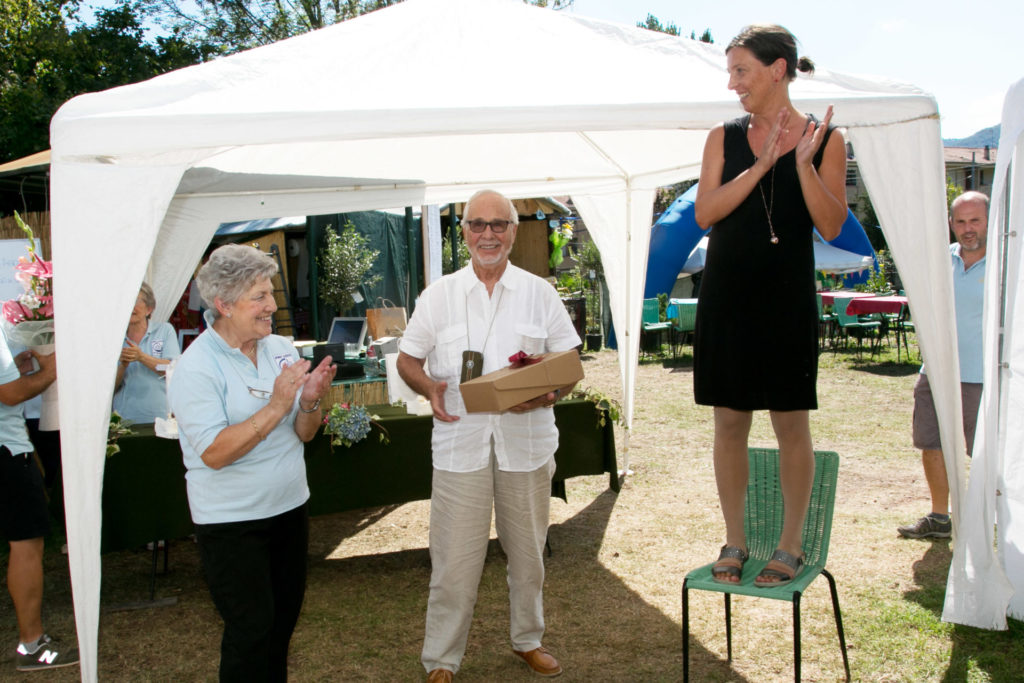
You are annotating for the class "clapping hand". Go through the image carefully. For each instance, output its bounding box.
[755,108,791,172]
[300,356,337,406]
[795,104,834,170]
[120,338,142,364]
[270,358,311,412]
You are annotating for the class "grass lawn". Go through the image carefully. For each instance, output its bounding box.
[2,332,1022,681]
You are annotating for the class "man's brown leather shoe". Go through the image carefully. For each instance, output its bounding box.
[426,668,453,683]
[513,647,563,677]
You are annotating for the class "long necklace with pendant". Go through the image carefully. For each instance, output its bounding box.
[757,164,780,245]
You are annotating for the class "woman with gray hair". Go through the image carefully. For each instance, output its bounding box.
[112,282,180,423]
[169,244,336,681]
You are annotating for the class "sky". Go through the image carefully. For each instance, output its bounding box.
[570,0,1023,139]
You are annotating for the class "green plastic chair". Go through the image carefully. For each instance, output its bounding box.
[640,297,671,357]
[669,301,698,359]
[833,297,881,359]
[682,448,850,682]
[816,293,836,351]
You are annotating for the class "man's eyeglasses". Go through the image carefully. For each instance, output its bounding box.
[463,218,513,234]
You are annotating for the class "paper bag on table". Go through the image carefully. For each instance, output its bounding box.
[367,299,407,339]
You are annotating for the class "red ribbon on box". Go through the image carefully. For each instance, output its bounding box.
[508,351,541,368]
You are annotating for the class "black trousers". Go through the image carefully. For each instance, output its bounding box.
[194,503,309,682]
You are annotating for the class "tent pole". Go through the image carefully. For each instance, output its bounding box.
[449,203,460,273]
[308,217,322,339]
[621,179,633,478]
[405,207,419,313]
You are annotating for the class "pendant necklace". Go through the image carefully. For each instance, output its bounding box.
[461,286,504,383]
[757,164,780,245]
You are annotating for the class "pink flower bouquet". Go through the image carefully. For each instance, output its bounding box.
[2,213,54,347]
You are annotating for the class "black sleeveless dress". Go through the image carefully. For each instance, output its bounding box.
[693,115,834,411]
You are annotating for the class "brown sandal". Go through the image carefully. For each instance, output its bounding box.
[711,545,748,584]
[754,549,805,587]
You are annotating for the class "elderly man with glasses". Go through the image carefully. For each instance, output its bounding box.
[397,189,581,681]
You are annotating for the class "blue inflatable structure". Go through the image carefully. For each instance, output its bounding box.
[605,183,876,350]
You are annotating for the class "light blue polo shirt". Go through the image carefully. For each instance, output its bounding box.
[169,313,308,524]
[952,243,986,383]
[0,327,33,456]
[112,321,180,423]
[923,244,986,384]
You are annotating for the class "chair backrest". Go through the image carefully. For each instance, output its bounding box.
[833,297,857,325]
[642,298,661,325]
[744,448,840,568]
[674,302,697,332]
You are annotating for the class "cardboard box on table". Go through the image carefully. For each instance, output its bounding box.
[459,350,584,413]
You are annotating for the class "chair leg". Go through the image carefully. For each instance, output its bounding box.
[725,593,732,662]
[793,592,801,683]
[682,580,690,683]
[823,569,852,682]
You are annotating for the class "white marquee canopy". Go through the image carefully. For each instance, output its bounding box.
[49,0,963,678]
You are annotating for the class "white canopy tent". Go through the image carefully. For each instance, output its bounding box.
[943,77,1024,629]
[49,0,963,678]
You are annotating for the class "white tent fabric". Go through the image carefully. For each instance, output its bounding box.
[944,77,1024,629]
[48,0,958,678]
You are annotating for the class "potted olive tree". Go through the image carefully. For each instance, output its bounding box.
[318,220,382,316]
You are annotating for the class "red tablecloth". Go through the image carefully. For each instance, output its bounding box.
[819,291,875,306]
[846,295,909,315]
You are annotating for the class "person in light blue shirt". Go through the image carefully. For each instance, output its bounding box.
[112,283,180,423]
[0,328,78,671]
[169,244,335,681]
[898,191,988,539]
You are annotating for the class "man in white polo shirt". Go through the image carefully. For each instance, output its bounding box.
[0,328,78,671]
[898,190,988,539]
[398,189,580,681]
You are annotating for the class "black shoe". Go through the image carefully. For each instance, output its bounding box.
[897,514,951,539]
[15,634,79,672]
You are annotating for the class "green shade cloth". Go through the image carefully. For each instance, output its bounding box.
[66,399,617,553]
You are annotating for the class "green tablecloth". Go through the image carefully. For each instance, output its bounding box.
[84,399,617,553]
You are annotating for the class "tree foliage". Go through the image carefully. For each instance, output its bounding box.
[318,221,381,313]
[637,13,679,36]
[637,13,712,43]
[142,0,573,55]
[0,0,215,162]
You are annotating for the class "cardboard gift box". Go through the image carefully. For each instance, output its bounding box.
[459,350,584,413]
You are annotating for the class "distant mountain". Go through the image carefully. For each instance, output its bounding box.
[944,125,1000,148]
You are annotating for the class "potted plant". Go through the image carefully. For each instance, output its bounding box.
[318,220,382,315]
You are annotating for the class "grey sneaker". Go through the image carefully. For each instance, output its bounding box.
[15,634,79,672]
[897,514,952,539]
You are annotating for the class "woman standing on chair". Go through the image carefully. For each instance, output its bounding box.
[693,25,846,587]
[169,245,336,681]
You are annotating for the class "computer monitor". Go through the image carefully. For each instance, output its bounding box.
[327,317,368,346]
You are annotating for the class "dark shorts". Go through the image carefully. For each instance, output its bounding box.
[912,373,982,455]
[0,448,51,541]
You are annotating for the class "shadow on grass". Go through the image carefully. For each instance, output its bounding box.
[902,540,1024,682]
[301,489,739,681]
[903,540,952,614]
[825,348,921,377]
